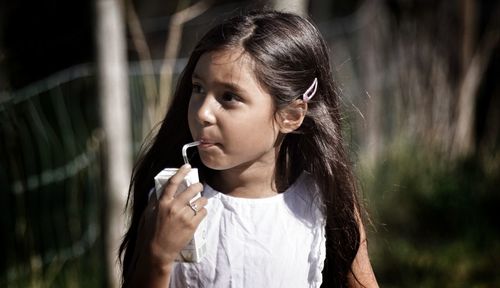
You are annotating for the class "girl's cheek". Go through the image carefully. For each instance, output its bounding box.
[187,104,198,134]
[188,98,199,121]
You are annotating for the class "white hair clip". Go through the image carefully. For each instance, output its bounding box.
[302,77,318,102]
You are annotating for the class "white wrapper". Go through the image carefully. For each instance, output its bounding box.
[153,168,207,262]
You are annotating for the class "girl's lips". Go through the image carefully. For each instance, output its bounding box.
[199,142,214,149]
[198,139,218,149]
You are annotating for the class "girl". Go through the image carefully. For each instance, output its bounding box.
[119,10,378,288]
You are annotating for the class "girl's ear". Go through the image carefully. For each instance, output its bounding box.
[277,100,308,134]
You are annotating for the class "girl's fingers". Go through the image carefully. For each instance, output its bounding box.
[176,182,204,204]
[161,164,191,200]
[183,196,208,218]
[189,198,208,227]
[192,207,207,224]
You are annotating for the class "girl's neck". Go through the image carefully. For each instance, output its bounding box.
[209,159,278,199]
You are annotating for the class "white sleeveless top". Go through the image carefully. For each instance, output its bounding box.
[169,173,326,288]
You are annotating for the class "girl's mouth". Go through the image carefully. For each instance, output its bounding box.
[199,138,217,149]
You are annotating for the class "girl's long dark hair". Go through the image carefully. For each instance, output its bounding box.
[120,11,362,287]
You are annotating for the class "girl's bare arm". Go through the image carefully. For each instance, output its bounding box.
[124,200,174,288]
[348,220,379,288]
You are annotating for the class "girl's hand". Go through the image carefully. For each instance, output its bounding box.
[139,164,208,272]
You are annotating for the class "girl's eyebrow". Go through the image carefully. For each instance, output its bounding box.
[192,72,203,80]
[192,72,244,95]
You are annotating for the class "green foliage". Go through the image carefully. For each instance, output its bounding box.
[360,142,500,288]
[3,243,105,288]
[0,69,105,287]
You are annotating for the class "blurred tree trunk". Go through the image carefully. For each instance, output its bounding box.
[461,0,476,70]
[358,1,386,165]
[453,0,499,157]
[355,0,500,162]
[126,0,159,138]
[157,0,212,124]
[271,0,309,16]
[96,0,131,287]
[453,0,477,157]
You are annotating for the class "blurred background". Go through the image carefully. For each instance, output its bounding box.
[1,0,499,287]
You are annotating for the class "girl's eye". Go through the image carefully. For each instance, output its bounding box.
[192,83,204,94]
[221,92,239,103]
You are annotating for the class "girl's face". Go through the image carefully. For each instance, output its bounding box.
[188,48,280,171]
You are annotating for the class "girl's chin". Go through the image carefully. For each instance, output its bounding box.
[199,155,227,171]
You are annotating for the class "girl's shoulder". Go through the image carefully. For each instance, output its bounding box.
[284,172,325,225]
[289,171,322,205]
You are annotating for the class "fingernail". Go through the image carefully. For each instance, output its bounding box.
[182,163,191,170]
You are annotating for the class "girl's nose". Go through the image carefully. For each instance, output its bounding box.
[196,95,216,126]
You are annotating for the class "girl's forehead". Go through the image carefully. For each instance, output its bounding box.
[194,49,260,86]
[198,48,253,72]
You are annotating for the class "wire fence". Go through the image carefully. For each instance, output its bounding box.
[0,59,189,287]
[0,64,105,287]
